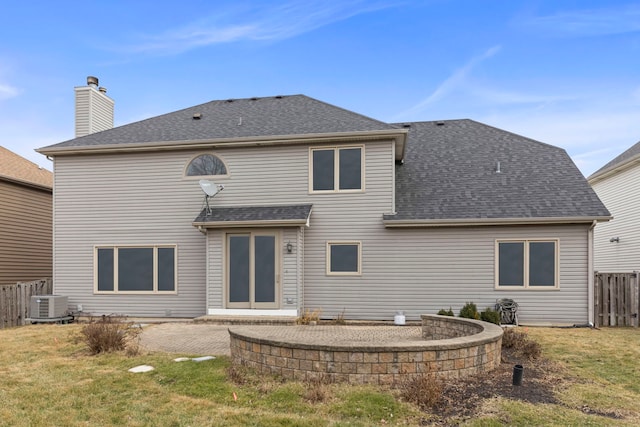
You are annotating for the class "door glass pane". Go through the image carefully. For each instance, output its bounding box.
[255,236,276,303]
[498,242,524,286]
[118,248,154,291]
[97,248,114,291]
[157,247,175,291]
[229,236,250,302]
[339,148,362,190]
[529,242,555,286]
[330,244,359,272]
[313,149,334,190]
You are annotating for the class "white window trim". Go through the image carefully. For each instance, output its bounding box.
[183,152,230,179]
[309,146,365,194]
[326,241,362,276]
[495,239,559,290]
[94,244,178,294]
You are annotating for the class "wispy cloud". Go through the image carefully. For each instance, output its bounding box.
[0,83,18,100]
[516,4,640,37]
[125,1,399,54]
[393,45,501,120]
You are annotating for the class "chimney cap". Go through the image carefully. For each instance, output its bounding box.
[98,87,107,93]
[87,76,99,87]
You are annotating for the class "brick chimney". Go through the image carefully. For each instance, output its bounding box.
[74,76,114,138]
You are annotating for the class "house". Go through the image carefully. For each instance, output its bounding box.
[588,141,640,271]
[36,79,610,325]
[0,146,53,285]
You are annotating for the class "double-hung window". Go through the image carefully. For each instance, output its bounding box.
[95,245,177,293]
[310,146,363,192]
[496,240,558,289]
[326,242,361,275]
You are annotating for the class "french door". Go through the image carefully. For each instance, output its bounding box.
[226,231,279,309]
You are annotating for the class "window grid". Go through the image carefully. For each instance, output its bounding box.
[95,245,177,294]
[310,146,364,193]
[495,239,559,289]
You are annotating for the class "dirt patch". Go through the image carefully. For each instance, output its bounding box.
[424,347,565,425]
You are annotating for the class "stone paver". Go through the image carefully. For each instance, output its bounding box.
[139,323,232,356]
[139,323,425,356]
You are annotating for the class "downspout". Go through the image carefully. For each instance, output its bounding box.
[588,220,597,326]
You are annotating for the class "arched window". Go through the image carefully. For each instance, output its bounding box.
[185,154,227,176]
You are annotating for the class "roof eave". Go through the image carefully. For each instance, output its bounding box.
[0,174,53,192]
[588,154,640,184]
[37,129,409,158]
[383,216,612,228]
[192,218,310,229]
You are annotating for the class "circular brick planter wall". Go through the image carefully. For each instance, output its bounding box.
[229,315,503,385]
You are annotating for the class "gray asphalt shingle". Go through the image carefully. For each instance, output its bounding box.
[385,120,610,221]
[41,95,396,150]
[193,204,312,224]
[589,139,640,180]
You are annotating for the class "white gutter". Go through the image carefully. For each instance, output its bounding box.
[383,216,612,228]
[192,219,311,229]
[37,129,408,161]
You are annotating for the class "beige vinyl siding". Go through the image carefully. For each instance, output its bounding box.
[592,165,640,272]
[74,87,114,138]
[303,224,590,325]
[0,180,52,285]
[52,140,395,317]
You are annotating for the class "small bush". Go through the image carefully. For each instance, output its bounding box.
[80,315,140,355]
[296,308,322,325]
[480,307,501,325]
[397,369,443,409]
[303,374,332,403]
[459,302,480,320]
[437,307,454,316]
[502,328,542,360]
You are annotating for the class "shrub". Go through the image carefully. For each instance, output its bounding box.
[502,328,542,360]
[480,307,501,325]
[459,302,480,320]
[296,308,322,325]
[80,315,140,355]
[397,369,443,409]
[437,307,454,316]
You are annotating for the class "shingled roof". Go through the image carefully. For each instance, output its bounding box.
[38,95,399,151]
[588,139,640,183]
[0,146,52,189]
[384,120,610,223]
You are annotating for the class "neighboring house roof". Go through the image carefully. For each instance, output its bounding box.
[193,204,313,228]
[38,95,405,157]
[384,120,610,225]
[588,139,640,184]
[0,146,52,190]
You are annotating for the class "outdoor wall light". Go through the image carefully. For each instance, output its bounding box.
[286,242,293,253]
[610,237,620,243]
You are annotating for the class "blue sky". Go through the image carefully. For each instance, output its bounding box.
[1,0,639,177]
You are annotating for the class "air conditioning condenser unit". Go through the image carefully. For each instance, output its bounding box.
[30,295,68,319]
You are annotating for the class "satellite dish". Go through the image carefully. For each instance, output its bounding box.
[199,180,224,215]
[199,180,220,197]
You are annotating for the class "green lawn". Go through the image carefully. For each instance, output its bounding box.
[0,324,638,426]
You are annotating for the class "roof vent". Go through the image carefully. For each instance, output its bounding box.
[193,113,202,120]
[226,99,234,103]
[436,121,445,126]
[402,123,411,128]
[250,97,258,101]
[275,95,283,99]
[495,161,501,174]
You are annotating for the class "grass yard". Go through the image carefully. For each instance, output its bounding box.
[0,324,639,426]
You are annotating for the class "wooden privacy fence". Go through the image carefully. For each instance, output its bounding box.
[594,272,639,327]
[0,278,53,329]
